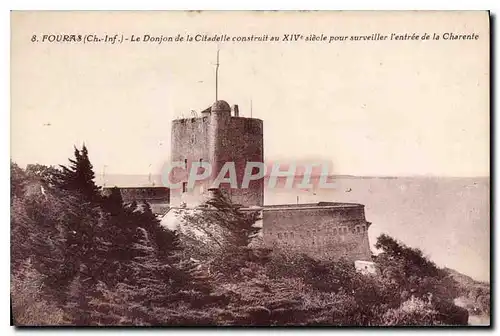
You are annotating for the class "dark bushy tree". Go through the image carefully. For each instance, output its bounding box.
[375,234,467,325]
[12,146,205,326]
[25,163,60,188]
[179,189,262,281]
[11,181,86,305]
[11,148,477,326]
[181,189,260,248]
[55,144,101,203]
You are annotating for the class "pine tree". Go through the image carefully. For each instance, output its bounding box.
[181,188,261,250]
[140,201,181,259]
[101,187,124,216]
[204,189,261,247]
[12,147,224,325]
[133,202,211,296]
[180,189,262,282]
[87,225,184,325]
[56,144,101,203]
[11,182,83,304]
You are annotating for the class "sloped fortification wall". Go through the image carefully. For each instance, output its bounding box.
[262,203,372,261]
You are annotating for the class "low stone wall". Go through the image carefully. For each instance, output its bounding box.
[164,202,372,262]
[102,186,170,203]
[261,203,372,261]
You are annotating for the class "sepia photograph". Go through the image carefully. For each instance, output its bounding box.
[10,10,490,326]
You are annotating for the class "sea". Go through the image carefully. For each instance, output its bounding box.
[98,175,490,283]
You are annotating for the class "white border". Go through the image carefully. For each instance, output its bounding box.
[3,1,497,335]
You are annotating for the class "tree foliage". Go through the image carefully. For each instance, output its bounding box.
[55,144,101,202]
[374,234,468,325]
[10,146,476,326]
[11,146,204,326]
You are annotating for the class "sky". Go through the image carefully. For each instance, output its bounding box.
[11,11,489,177]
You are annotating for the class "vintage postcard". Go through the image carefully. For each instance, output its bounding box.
[10,11,490,326]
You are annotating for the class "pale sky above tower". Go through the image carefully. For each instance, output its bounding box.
[11,11,489,177]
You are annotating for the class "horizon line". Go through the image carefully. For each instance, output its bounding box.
[96,173,490,179]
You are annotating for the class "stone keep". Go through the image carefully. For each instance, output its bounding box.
[170,100,264,207]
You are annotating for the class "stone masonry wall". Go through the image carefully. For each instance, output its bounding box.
[170,114,264,207]
[170,117,210,206]
[262,203,372,261]
[219,117,264,206]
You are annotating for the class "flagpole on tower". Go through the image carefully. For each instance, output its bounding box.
[250,98,253,118]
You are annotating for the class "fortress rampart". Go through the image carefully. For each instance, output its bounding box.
[261,202,372,261]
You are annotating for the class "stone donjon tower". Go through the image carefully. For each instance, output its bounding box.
[170,100,264,207]
[168,99,373,263]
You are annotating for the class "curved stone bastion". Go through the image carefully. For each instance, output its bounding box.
[258,202,372,262]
